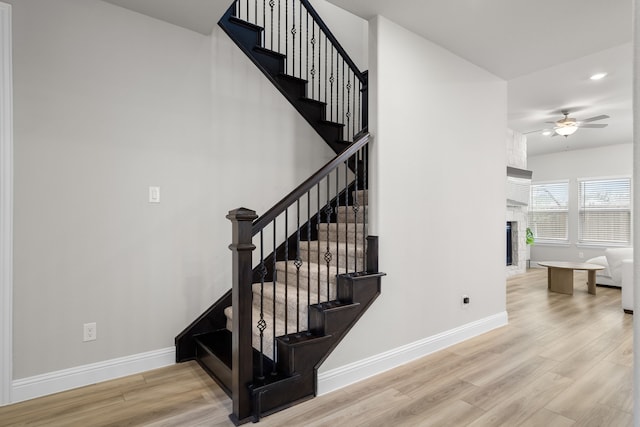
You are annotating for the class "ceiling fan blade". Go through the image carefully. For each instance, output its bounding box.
[523,129,545,134]
[581,114,610,123]
[579,123,608,128]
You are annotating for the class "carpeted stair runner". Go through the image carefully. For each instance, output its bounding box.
[224,189,368,359]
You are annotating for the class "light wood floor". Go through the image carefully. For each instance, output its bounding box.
[0,268,632,426]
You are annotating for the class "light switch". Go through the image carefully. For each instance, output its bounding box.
[149,186,160,203]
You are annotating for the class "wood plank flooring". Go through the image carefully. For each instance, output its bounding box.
[0,268,632,426]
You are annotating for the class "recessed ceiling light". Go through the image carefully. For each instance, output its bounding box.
[590,72,607,80]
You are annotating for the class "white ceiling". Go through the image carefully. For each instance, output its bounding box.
[100,0,634,157]
[101,0,230,35]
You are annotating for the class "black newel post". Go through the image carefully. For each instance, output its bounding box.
[366,235,378,274]
[361,70,368,132]
[227,207,258,424]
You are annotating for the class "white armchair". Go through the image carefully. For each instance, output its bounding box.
[587,248,633,313]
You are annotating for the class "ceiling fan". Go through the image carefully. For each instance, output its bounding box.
[525,110,609,137]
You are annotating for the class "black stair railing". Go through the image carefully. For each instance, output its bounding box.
[227,133,370,422]
[232,0,368,142]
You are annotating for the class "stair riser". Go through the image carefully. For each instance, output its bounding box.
[300,248,365,270]
[297,100,327,122]
[277,267,339,288]
[224,316,278,359]
[254,288,310,331]
[352,190,368,205]
[273,271,338,303]
[252,48,285,75]
[316,123,343,143]
[336,206,368,223]
[225,19,262,52]
[315,229,366,245]
[275,75,306,99]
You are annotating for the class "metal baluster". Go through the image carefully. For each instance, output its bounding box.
[324,34,327,105]
[254,0,257,25]
[311,20,315,99]
[277,0,281,53]
[245,0,248,21]
[352,71,357,139]
[325,176,332,300]
[329,45,334,122]
[269,0,275,50]
[272,219,277,373]
[335,168,340,283]
[346,70,351,141]
[257,231,267,380]
[284,208,289,337]
[295,200,302,333]
[262,0,265,45]
[285,0,288,74]
[336,50,340,127]
[353,151,360,272]
[291,1,296,78]
[358,79,362,133]
[317,25,321,101]
[341,59,345,141]
[307,191,311,314]
[306,11,309,83]
[363,146,368,269]
[316,182,321,303]
[299,2,302,79]
[344,160,349,272]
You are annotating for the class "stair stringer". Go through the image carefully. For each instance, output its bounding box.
[175,289,232,363]
[249,271,384,419]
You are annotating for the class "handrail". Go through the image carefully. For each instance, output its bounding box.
[299,0,366,84]
[252,132,369,235]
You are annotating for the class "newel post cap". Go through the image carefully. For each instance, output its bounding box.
[226,207,258,222]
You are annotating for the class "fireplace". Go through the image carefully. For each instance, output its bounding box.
[506,208,527,277]
[506,222,513,266]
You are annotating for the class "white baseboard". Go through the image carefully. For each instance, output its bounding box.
[9,313,508,404]
[10,347,175,404]
[317,311,508,395]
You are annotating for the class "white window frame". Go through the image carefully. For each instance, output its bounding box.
[577,176,632,247]
[529,180,570,245]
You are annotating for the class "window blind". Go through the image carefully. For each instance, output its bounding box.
[578,178,631,245]
[529,182,569,242]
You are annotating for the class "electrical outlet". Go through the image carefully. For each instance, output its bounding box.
[461,295,470,308]
[83,322,97,342]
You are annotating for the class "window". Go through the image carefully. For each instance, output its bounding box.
[578,178,631,245]
[529,182,569,243]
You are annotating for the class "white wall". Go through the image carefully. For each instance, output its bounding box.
[319,15,507,373]
[308,0,368,71]
[528,143,633,263]
[10,0,334,381]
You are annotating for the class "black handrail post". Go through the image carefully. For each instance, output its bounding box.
[361,70,368,132]
[366,235,378,274]
[227,207,258,424]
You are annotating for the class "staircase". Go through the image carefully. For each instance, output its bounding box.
[175,1,383,424]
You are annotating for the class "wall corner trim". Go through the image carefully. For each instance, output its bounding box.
[11,347,176,404]
[0,1,13,407]
[317,311,508,395]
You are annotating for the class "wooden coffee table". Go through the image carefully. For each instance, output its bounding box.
[538,261,605,295]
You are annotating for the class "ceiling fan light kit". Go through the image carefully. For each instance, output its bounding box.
[524,111,609,138]
[590,72,607,80]
[555,125,578,136]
